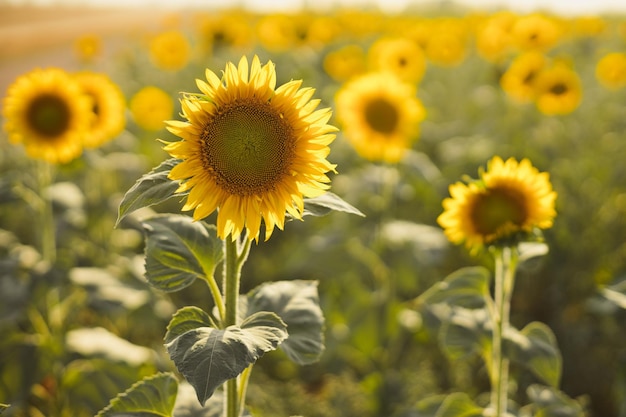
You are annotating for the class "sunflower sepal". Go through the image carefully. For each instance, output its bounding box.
[116,158,184,227]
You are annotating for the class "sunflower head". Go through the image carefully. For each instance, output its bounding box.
[163,55,337,242]
[534,62,582,115]
[437,156,557,253]
[129,86,174,131]
[2,67,93,164]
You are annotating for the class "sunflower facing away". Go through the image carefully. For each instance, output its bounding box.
[163,55,337,241]
[3,68,93,164]
[335,71,425,163]
[437,156,557,252]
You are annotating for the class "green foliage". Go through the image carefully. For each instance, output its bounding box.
[142,215,223,292]
[302,192,365,218]
[164,311,287,405]
[96,372,178,417]
[520,384,587,417]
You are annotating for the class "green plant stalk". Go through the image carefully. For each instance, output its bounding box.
[37,161,56,264]
[223,235,251,417]
[490,246,518,417]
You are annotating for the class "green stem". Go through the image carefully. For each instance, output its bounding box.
[37,161,56,264]
[223,235,251,417]
[490,246,518,417]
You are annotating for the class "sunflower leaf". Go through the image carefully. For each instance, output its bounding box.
[524,384,586,417]
[116,158,183,227]
[415,266,491,309]
[245,280,325,365]
[164,311,288,405]
[142,215,223,292]
[302,192,364,217]
[95,372,178,417]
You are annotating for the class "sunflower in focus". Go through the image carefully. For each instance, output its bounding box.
[438,156,557,252]
[163,55,337,241]
[149,30,191,71]
[2,68,93,164]
[368,37,427,84]
[500,51,546,103]
[533,62,582,115]
[595,52,626,90]
[129,86,174,131]
[74,71,126,148]
[334,72,425,163]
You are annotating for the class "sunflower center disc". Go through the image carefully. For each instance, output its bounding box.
[26,94,71,137]
[364,97,399,134]
[202,99,295,196]
[471,186,528,235]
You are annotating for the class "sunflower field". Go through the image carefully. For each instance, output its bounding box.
[1,3,625,417]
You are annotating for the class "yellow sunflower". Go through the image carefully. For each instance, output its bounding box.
[149,30,191,71]
[2,67,93,164]
[162,55,337,242]
[533,62,582,115]
[510,13,562,52]
[323,44,367,82]
[595,52,626,90]
[438,156,557,252]
[475,11,517,63]
[500,51,546,103]
[129,86,174,131]
[74,34,101,63]
[73,71,126,148]
[367,37,427,84]
[334,72,425,163]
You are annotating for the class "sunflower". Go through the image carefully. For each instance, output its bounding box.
[475,11,517,63]
[129,86,174,131]
[149,30,191,71]
[367,37,427,84]
[500,51,546,103]
[533,62,582,115]
[73,71,126,148]
[2,68,93,164]
[510,13,562,52]
[437,156,557,252]
[323,44,366,82]
[334,72,425,163]
[162,55,337,242]
[595,52,626,90]
[74,34,101,63]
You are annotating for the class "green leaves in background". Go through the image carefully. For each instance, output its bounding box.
[413,392,484,417]
[142,215,223,292]
[302,191,365,217]
[416,266,491,309]
[164,309,287,405]
[246,280,325,365]
[96,372,178,417]
[116,158,183,227]
[522,384,586,417]
[0,404,9,414]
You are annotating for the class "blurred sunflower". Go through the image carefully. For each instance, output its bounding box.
[74,34,101,63]
[511,13,561,52]
[163,55,337,241]
[323,44,366,82]
[475,11,517,63]
[438,156,557,252]
[2,68,93,164]
[256,13,303,52]
[595,52,626,90]
[500,51,546,103]
[74,72,126,148]
[149,30,191,71]
[129,86,173,131]
[424,31,467,67]
[335,72,425,163]
[534,62,582,115]
[194,11,254,52]
[368,37,427,84]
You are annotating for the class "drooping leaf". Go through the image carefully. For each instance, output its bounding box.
[95,372,178,417]
[505,322,562,387]
[435,392,485,417]
[417,267,491,309]
[116,158,183,227]
[524,384,586,417]
[440,306,491,360]
[142,215,223,292]
[518,242,549,264]
[302,192,364,217]
[164,311,287,405]
[246,280,325,364]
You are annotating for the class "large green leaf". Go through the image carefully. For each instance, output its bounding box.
[505,322,562,387]
[164,311,288,405]
[142,215,223,292]
[164,306,217,345]
[417,267,491,309]
[96,372,178,417]
[302,192,364,217]
[522,384,586,417]
[435,392,485,417]
[116,158,183,227]
[440,306,491,360]
[246,280,325,365]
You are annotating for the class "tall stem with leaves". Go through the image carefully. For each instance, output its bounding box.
[489,246,518,417]
[37,161,56,264]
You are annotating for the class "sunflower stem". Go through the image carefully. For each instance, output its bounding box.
[489,246,518,417]
[223,234,251,417]
[37,161,56,264]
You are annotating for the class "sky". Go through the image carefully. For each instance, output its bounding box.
[3,0,626,15]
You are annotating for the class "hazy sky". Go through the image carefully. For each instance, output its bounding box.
[4,0,626,15]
